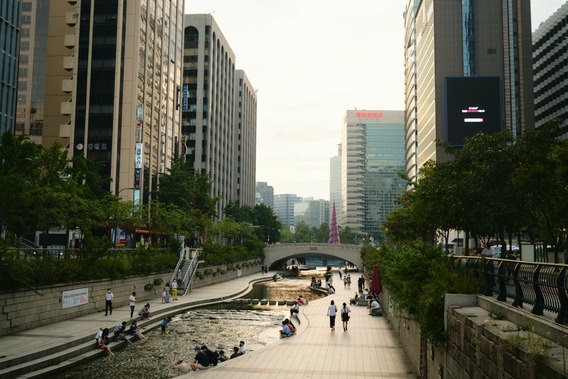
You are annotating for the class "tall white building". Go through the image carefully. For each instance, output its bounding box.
[182,14,257,216]
[329,144,343,226]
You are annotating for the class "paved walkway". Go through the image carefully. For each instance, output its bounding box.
[184,274,414,379]
[0,271,415,378]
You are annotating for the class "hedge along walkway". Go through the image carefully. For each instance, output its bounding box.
[185,272,415,379]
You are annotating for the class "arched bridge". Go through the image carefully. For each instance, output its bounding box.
[263,243,362,270]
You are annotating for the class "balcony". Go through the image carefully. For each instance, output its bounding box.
[65,12,78,26]
[61,101,73,115]
[64,34,76,48]
[63,56,74,71]
[59,122,72,138]
[61,78,74,93]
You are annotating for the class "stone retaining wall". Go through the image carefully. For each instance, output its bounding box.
[0,259,262,337]
[0,273,170,336]
[380,289,567,378]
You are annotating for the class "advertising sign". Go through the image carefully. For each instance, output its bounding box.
[445,77,502,146]
[182,84,188,111]
[62,288,89,309]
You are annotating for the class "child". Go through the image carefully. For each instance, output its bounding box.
[161,316,172,334]
[162,287,167,303]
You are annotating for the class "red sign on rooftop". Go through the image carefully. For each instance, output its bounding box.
[356,111,383,118]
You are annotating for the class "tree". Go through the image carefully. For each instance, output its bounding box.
[253,204,281,243]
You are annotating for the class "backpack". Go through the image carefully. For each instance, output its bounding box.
[288,323,296,334]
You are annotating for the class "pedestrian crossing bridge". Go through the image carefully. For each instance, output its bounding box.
[263,243,362,270]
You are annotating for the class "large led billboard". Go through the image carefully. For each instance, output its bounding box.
[445,77,502,146]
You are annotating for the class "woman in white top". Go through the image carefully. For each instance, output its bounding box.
[341,302,351,331]
[327,300,338,331]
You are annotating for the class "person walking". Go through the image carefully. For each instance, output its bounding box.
[341,302,351,331]
[129,291,136,319]
[104,288,113,316]
[171,277,178,301]
[327,300,338,332]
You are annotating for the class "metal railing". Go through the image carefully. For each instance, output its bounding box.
[452,256,568,325]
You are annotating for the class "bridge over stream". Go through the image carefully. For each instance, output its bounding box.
[263,243,362,270]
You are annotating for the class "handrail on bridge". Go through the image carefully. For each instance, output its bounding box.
[451,256,568,325]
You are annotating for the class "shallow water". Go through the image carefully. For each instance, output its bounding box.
[54,275,327,379]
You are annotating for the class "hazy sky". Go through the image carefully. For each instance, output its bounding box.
[185,0,566,201]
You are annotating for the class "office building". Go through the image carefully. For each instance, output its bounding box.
[41,0,185,206]
[341,110,406,240]
[1,0,20,134]
[182,14,257,216]
[329,144,342,226]
[256,181,274,208]
[14,0,46,141]
[273,193,302,227]
[533,2,568,138]
[404,0,534,182]
[294,198,330,229]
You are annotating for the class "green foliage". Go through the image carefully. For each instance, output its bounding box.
[201,242,263,266]
[364,241,482,344]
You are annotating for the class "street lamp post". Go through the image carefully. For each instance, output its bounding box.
[117,187,135,199]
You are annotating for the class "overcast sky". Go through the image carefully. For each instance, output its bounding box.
[185,0,567,201]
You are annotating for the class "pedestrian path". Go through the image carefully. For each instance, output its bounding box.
[0,271,415,378]
[184,273,415,379]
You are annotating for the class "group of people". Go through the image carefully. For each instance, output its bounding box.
[170,341,250,376]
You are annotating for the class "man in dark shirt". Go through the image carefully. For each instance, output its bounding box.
[201,345,218,366]
[190,345,210,371]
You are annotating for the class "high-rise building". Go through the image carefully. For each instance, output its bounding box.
[294,198,330,230]
[1,0,20,134]
[41,0,185,206]
[273,193,302,227]
[341,110,406,240]
[15,0,47,141]
[329,144,342,226]
[533,2,568,138]
[255,181,274,208]
[404,0,534,182]
[234,70,257,207]
[182,14,257,216]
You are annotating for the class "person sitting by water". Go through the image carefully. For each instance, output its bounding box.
[369,298,382,316]
[297,295,307,305]
[190,345,210,371]
[97,328,114,357]
[139,303,151,319]
[218,350,230,362]
[230,346,240,359]
[290,302,300,317]
[350,293,359,305]
[287,318,297,334]
[317,279,322,287]
[310,277,317,287]
[171,358,190,376]
[280,320,291,338]
[129,320,147,341]
[328,285,336,295]
[201,345,218,366]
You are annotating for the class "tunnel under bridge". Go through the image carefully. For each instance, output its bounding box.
[263,243,362,270]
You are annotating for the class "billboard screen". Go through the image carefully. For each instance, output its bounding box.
[445,77,502,146]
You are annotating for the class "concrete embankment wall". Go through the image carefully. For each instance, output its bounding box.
[380,289,568,378]
[0,260,261,336]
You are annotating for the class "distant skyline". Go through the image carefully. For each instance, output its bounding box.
[186,0,566,200]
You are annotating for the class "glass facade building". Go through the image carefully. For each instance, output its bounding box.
[341,110,406,240]
[273,194,302,228]
[0,0,20,134]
